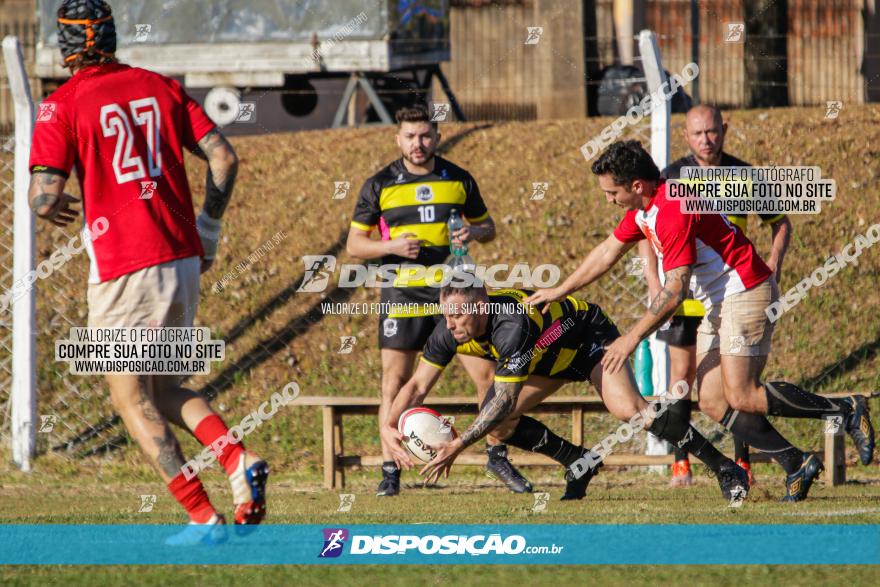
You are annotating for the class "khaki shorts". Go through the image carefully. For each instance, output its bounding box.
[696,278,777,357]
[87,256,200,328]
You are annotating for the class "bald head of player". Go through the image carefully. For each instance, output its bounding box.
[395,105,441,170]
[439,283,490,343]
[684,104,727,166]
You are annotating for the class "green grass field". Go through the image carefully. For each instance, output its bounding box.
[3,106,880,583]
[1,463,879,584]
[4,462,880,525]
[3,565,880,587]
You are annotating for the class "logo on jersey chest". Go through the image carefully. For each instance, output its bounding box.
[636,211,663,254]
[415,185,434,202]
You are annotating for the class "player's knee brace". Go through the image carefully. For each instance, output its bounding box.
[647,402,690,444]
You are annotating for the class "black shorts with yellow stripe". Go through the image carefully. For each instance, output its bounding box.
[378,313,442,350]
[656,315,702,347]
[541,303,622,382]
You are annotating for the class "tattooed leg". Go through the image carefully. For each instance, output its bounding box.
[106,373,186,482]
[152,426,187,478]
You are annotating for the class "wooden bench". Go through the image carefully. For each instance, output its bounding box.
[293,395,848,490]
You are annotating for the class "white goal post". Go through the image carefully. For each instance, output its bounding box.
[638,30,673,463]
[637,29,673,397]
[3,36,37,472]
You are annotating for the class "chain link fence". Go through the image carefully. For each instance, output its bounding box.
[0,95,658,468]
[27,190,114,459]
[0,82,119,462]
[0,131,14,449]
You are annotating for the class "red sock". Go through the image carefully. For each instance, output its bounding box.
[193,414,245,476]
[168,472,216,523]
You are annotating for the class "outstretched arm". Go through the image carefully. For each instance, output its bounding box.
[601,264,693,374]
[382,361,444,469]
[525,233,635,309]
[459,380,523,447]
[386,361,444,430]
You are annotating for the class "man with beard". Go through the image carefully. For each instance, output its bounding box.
[347,105,531,496]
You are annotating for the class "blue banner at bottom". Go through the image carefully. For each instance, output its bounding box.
[0,524,877,565]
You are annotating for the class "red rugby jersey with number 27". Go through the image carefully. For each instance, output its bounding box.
[29,63,214,283]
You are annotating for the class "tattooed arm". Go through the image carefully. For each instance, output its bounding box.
[631,264,693,340]
[419,379,523,484]
[195,129,239,220]
[600,264,693,374]
[193,129,238,271]
[459,380,522,447]
[27,171,80,227]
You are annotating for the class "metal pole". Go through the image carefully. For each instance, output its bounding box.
[691,0,700,103]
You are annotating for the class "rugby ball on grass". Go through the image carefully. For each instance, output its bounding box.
[397,407,457,463]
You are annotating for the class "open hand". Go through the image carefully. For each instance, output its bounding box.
[601,333,639,375]
[40,193,80,228]
[381,424,414,470]
[420,437,464,485]
[524,287,567,313]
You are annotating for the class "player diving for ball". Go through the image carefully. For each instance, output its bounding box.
[382,284,752,503]
[347,104,534,496]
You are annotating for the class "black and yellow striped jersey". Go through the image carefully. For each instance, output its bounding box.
[351,157,489,313]
[420,289,620,383]
[661,152,786,317]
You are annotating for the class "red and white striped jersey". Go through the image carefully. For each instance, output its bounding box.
[613,180,772,308]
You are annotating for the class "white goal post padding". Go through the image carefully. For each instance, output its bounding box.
[3,36,36,471]
[638,30,672,463]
